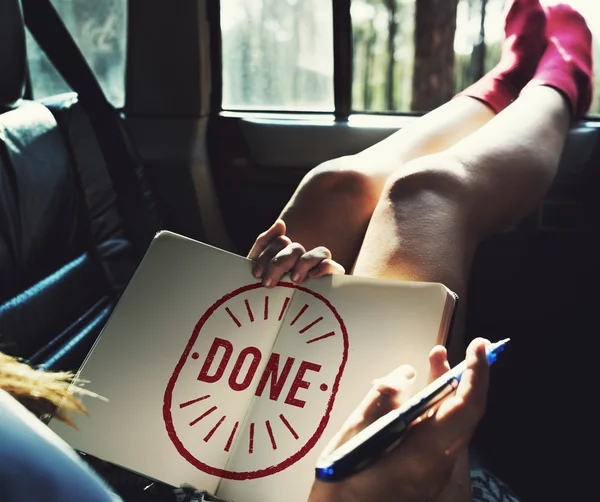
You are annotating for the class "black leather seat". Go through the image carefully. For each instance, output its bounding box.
[0,0,160,371]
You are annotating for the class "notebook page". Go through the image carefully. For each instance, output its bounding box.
[219,280,347,485]
[217,274,452,502]
[50,233,284,492]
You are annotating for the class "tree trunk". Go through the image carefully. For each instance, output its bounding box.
[411,0,459,112]
[472,0,488,82]
[363,24,376,110]
[384,0,398,110]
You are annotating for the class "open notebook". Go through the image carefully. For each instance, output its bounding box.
[51,231,457,502]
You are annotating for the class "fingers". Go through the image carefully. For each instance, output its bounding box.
[363,365,416,424]
[377,338,491,487]
[249,221,344,287]
[306,258,345,280]
[290,246,332,283]
[404,338,491,461]
[251,235,295,286]
[264,241,309,287]
[248,219,286,261]
[454,337,490,408]
[428,345,451,381]
[255,244,344,287]
[435,338,490,422]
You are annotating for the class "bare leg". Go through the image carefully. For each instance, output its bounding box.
[275,0,548,272]
[278,98,494,271]
[351,98,495,180]
[353,86,570,358]
[350,86,573,502]
[352,4,591,496]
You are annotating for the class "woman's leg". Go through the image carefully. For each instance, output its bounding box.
[274,0,547,271]
[276,99,493,270]
[352,3,593,357]
[352,9,592,500]
[353,86,570,355]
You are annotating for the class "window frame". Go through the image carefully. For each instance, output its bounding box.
[210,0,352,119]
[208,0,433,120]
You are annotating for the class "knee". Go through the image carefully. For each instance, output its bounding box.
[381,154,472,210]
[375,154,483,240]
[302,157,380,204]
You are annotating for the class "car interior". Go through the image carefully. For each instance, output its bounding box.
[0,0,598,500]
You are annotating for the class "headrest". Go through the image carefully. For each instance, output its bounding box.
[0,0,26,111]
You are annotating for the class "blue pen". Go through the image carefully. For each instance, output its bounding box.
[315,338,510,482]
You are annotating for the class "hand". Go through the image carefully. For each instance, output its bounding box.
[308,338,491,502]
[248,219,345,288]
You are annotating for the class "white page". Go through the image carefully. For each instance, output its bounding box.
[51,232,285,492]
[220,279,348,481]
[218,274,451,502]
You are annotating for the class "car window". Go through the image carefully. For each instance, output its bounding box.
[222,0,600,116]
[220,0,335,112]
[25,0,127,107]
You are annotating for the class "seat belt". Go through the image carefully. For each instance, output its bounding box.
[21,0,160,259]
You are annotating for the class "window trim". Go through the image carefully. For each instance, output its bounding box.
[207,0,223,117]
[220,112,600,131]
[333,0,352,121]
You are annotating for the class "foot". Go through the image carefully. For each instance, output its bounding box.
[524,4,594,119]
[457,0,547,113]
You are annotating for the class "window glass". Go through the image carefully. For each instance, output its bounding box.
[351,0,600,115]
[351,0,415,113]
[25,29,71,98]
[221,0,335,112]
[26,0,127,107]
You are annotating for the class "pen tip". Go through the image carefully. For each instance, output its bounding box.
[485,338,510,365]
[494,338,510,350]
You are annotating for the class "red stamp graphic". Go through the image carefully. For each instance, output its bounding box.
[163,282,349,480]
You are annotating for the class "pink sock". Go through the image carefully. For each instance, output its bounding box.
[523,4,594,119]
[456,0,547,113]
